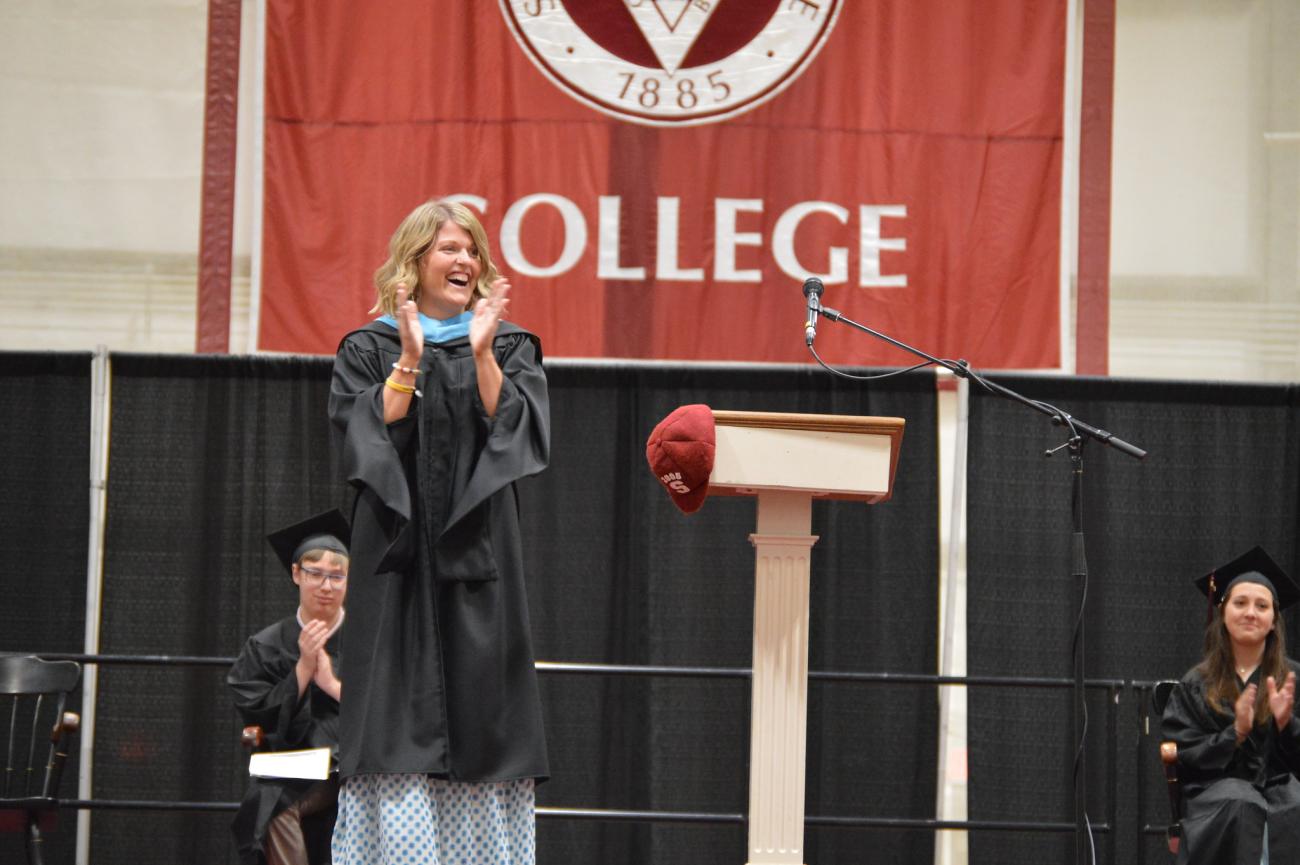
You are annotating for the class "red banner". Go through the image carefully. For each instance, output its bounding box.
[261,1,1064,367]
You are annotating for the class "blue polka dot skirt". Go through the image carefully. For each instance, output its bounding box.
[332,774,535,865]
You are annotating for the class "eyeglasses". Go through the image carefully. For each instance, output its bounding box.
[299,565,347,587]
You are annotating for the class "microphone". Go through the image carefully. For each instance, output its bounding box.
[802,277,824,346]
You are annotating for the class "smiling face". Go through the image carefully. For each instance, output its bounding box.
[1222,581,1276,650]
[417,222,482,320]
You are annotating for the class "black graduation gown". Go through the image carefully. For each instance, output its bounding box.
[1161,662,1300,865]
[328,320,549,782]
[226,616,341,864]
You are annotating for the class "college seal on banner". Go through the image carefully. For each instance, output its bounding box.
[500,0,842,126]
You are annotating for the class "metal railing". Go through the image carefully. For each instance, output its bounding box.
[32,651,1181,862]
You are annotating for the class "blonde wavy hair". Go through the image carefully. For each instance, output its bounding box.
[370,199,499,317]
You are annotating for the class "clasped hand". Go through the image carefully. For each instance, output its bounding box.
[296,619,338,696]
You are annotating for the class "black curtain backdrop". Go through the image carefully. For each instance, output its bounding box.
[966,375,1300,865]
[520,364,940,865]
[16,350,1300,865]
[0,351,91,865]
[92,354,343,863]
[28,354,941,865]
[0,352,92,654]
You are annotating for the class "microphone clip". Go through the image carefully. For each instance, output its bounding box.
[803,277,825,347]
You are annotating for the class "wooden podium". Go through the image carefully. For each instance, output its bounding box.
[707,410,905,865]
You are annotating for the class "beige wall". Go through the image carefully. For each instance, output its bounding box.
[1109,0,1300,381]
[0,0,257,353]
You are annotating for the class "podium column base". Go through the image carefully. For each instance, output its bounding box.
[746,490,816,865]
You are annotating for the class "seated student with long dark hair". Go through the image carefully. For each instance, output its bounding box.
[1162,547,1300,865]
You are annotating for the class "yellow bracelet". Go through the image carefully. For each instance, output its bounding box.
[384,377,421,397]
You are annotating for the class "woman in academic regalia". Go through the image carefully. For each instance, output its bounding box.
[327,199,549,865]
[1162,546,1300,865]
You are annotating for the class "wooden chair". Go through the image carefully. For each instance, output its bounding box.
[0,655,82,865]
[239,724,336,864]
[241,724,265,750]
[1151,680,1183,856]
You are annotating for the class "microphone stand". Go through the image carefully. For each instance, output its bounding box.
[814,302,1145,865]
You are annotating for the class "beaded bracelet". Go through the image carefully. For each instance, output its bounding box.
[391,361,422,376]
[384,377,422,398]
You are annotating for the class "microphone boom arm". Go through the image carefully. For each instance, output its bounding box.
[817,305,1146,460]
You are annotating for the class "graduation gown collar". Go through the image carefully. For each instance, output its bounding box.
[375,310,473,343]
[337,319,541,360]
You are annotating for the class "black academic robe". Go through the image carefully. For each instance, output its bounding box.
[1161,661,1300,865]
[328,320,549,782]
[226,616,341,865]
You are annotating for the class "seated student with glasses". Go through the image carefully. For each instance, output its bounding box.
[227,510,349,865]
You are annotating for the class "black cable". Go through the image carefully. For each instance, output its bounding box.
[806,342,935,381]
[1073,567,1095,863]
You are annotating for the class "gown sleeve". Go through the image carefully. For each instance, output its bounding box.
[1161,673,1241,783]
[1272,661,1300,775]
[226,629,313,749]
[329,331,418,521]
[441,330,549,533]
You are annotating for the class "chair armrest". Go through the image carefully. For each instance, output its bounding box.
[44,711,81,798]
[1160,740,1181,854]
[242,725,265,749]
[52,711,80,741]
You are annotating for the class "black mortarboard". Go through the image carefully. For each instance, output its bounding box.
[1194,546,1299,616]
[266,509,351,580]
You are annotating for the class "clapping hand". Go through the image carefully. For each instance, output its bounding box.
[469,277,511,356]
[1234,682,1257,743]
[1268,671,1296,730]
[394,283,423,365]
